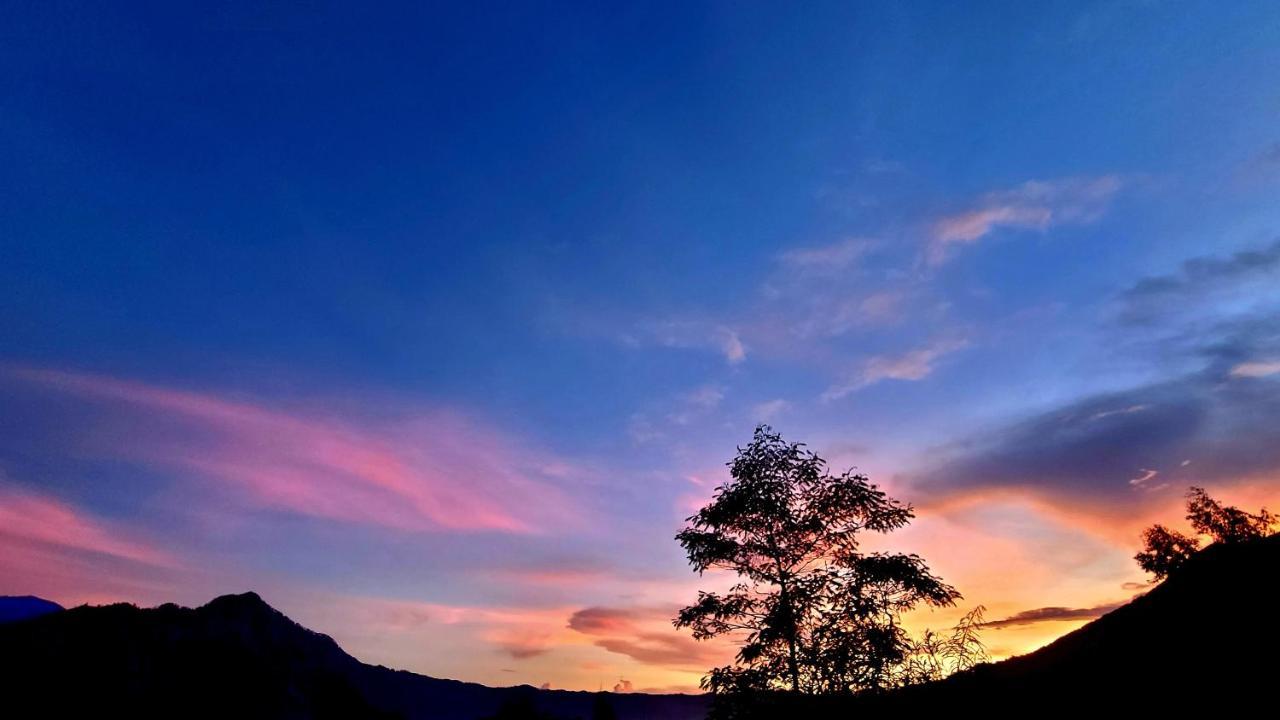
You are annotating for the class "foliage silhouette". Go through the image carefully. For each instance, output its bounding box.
[1136,486,1278,578]
[898,606,988,686]
[674,425,961,709]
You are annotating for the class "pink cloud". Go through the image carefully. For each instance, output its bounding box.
[4,366,580,534]
[929,176,1123,265]
[0,485,177,568]
[823,337,970,400]
[778,237,874,274]
[567,605,733,670]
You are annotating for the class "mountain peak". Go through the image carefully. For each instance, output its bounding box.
[203,591,272,613]
[0,595,63,624]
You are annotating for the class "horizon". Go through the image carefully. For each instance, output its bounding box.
[3,1,1280,695]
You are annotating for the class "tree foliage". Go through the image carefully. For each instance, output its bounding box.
[898,606,989,686]
[1136,486,1278,579]
[674,426,961,699]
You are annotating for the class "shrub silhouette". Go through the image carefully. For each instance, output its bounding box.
[1136,486,1278,578]
[674,425,962,707]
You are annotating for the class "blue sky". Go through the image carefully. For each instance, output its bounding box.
[3,1,1280,692]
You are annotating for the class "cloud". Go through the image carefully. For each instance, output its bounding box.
[718,328,747,364]
[669,385,724,425]
[637,321,746,364]
[751,399,790,423]
[1128,468,1159,487]
[568,606,642,635]
[568,605,730,670]
[778,238,873,275]
[1230,360,1280,378]
[909,365,1280,509]
[613,679,634,693]
[0,484,177,568]
[595,633,720,668]
[823,337,969,400]
[929,176,1124,265]
[1,366,580,534]
[1117,239,1280,325]
[491,628,555,659]
[980,602,1123,629]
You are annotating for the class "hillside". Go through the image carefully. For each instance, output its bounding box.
[0,592,707,719]
[849,533,1280,713]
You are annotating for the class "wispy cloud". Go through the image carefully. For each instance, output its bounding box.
[0,484,177,568]
[751,399,790,423]
[823,337,970,400]
[979,602,1123,629]
[1231,360,1280,378]
[3,366,580,535]
[632,321,746,365]
[778,237,874,275]
[929,176,1124,265]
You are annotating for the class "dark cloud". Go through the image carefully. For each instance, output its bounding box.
[498,643,551,660]
[1118,239,1280,325]
[917,240,1280,507]
[567,606,641,635]
[980,602,1123,629]
[912,364,1280,505]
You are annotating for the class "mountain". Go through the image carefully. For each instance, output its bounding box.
[0,595,62,623]
[0,591,707,719]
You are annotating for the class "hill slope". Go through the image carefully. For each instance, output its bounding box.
[849,534,1280,713]
[0,591,707,719]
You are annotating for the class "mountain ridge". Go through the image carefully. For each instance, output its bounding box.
[0,590,707,719]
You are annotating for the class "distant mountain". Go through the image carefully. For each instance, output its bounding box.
[0,595,62,624]
[0,591,708,719]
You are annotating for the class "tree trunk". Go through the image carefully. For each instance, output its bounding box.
[776,574,801,693]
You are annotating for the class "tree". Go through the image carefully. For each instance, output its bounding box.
[1136,486,1278,579]
[898,606,989,686]
[1134,524,1199,579]
[674,426,960,699]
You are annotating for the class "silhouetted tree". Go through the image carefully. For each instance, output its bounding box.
[898,606,989,686]
[1135,524,1200,579]
[1136,486,1278,579]
[674,425,960,701]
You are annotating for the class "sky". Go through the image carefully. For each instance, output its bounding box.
[3,0,1280,694]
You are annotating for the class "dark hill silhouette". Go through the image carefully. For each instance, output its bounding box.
[0,595,62,623]
[0,591,707,719]
[792,534,1280,715]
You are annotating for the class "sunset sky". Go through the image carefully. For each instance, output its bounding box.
[3,1,1280,694]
